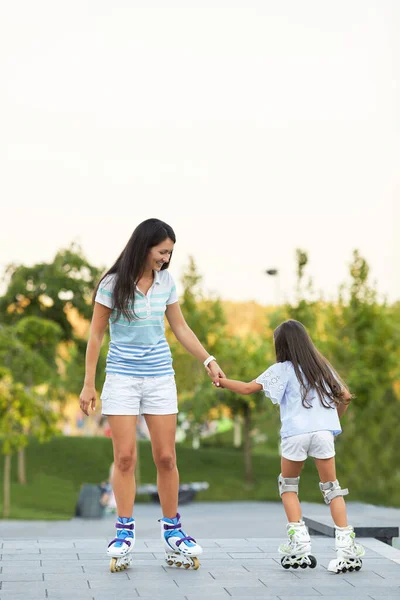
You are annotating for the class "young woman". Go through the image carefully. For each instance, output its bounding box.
[79,218,225,572]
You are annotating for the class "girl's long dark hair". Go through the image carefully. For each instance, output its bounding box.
[93,218,176,322]
[274,319,350,408]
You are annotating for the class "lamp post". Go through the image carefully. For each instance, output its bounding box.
[265,268,280,305]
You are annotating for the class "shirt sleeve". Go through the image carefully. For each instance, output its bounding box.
[95,275,116,309]
[166,272,178,305]
[255,362,289,405]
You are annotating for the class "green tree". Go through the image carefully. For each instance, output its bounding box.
[166,257,227,447]
[284,248,320,335]
[0,245,104,476]
[0,368,59,517]
[285,248,400,505]
[323,251,400,503]
[64,335,108,395]
[216,333,273,483]
[0,243,102,340]
[0,324,54,386]
[14,316,64,368]
[0,318,63,484]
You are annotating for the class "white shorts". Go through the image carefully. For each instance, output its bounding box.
[281,431,335,462]
[100,373,178,416]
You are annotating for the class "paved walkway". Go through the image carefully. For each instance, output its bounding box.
[1,503,400,599]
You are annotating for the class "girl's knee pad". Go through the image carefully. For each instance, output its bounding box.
[278,473,300,496]
[319,479,349,504]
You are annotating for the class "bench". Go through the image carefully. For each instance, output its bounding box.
[136,482,209,505]
[303,516,399,546]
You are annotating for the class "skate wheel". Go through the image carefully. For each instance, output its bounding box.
[191,557,200,570]
[184,563,191,569]
[309,556,317,569]
[341,567,347,573]
[175,561,182,568]
[355,564,361,571]
[292,563,299,569]
[110,558,117,573]
[280,558,290,569]
[166,560,174,566]
[300,562,307,569]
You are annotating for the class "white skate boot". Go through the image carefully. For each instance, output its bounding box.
[107,516,135,572]
[328,525,365,573]
[160,512,202,570]
[279,521,317,569]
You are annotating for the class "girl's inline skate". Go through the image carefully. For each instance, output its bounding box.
[328,525,364,573]
[279,520,317,569]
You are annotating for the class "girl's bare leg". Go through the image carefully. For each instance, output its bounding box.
[314,457,347,527]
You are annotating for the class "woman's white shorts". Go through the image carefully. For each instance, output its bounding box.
[100,373,178,416]
[281,430,335,461]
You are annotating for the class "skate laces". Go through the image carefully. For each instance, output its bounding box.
[348,533,364,555]
[285,522,310,551]
[336,527,355,544]
[162,513,196,548]
[287,522,305,540]
[108,516,134,549]
[336,528,363,552]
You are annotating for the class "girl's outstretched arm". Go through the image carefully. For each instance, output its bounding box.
[215,378,262,395]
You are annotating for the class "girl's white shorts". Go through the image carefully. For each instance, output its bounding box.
[281,430,335,461]
[100,373,178,416]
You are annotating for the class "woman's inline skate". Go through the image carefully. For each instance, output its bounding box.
[107,516,135,572]
[160,512,202,570]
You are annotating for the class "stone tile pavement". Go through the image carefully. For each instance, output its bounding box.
[1,503,400,599]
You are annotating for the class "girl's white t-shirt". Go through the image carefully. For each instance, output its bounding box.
[255,361,342,439]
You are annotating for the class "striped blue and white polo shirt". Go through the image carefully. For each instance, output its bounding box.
[95,270,178,377]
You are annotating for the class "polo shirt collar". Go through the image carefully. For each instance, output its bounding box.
[153,270,161,285]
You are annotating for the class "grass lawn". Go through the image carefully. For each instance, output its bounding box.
[0,434,385,520]
[0,435,321,520]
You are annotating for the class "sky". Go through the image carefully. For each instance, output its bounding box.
[1,0,399,305]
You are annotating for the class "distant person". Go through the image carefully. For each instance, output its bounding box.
[99,462,116,513]
[213,319,365,573]
[79,218,225,572]
[75,410,85,434]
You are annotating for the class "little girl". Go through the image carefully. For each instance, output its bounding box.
[214,319,365,573]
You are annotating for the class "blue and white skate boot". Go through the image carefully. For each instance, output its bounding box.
[279,521,317,569]
[160,512,202,570]
[107,516,135,572]
[328,525,365,573]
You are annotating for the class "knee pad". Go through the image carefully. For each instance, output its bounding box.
[319,479,349,504]
[278,473,300,497]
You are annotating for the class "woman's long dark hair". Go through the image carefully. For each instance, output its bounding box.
[93,218,176,322]
[273,319,351,408]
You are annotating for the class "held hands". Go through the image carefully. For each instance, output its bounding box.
[205,360,226,385]
[212,376,226,388]
[79,385,97,416]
